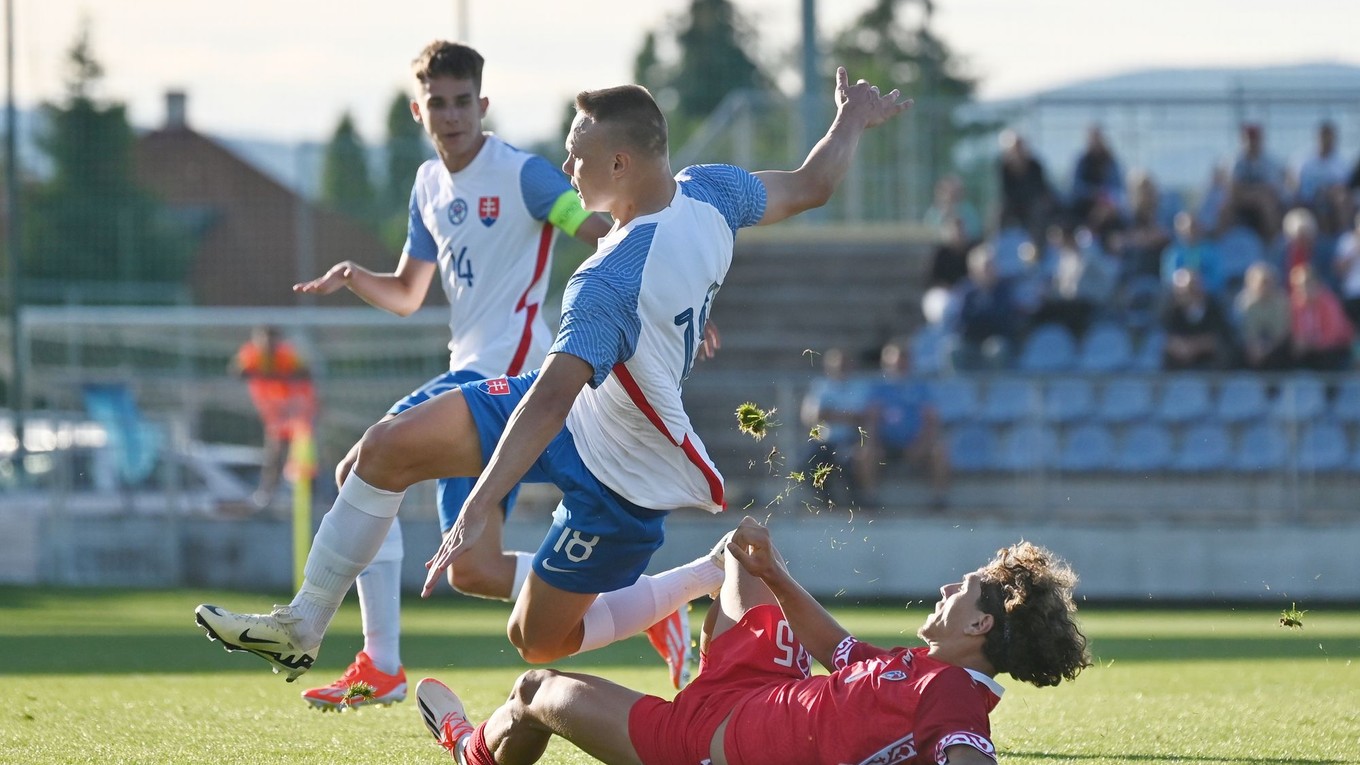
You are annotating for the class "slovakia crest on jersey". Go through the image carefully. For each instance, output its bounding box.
[449,198,468,225]
[478,196,500,227]
[481,377,511,396]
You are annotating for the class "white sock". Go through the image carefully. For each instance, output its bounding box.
[357,518,404,674]
[509,551,533,602]
[290,473,404,646]
[574,554,724,655]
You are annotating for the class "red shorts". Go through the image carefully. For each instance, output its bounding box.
[628,604,806,765]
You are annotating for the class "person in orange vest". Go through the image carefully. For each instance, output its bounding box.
[231,325,317,508]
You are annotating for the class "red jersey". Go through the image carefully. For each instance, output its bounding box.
[723,626,1003,765]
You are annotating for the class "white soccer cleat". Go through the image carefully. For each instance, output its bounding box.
[417,677,476,759]
[194,603,319,682]
[645,607,693,689]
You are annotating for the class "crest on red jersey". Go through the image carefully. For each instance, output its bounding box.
[478,196,500,227]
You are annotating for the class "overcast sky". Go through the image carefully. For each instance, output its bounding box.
[5,0,1357,147]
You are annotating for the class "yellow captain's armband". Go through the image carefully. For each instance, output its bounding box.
[547,189,592,237]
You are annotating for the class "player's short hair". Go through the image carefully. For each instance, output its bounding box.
[573,85,668,158]
[412,41,484,93]
[976,541,1090,687]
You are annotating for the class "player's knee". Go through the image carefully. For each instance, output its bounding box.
[507,625,570,665]
[356,419,415,479]
[446,562,500,599]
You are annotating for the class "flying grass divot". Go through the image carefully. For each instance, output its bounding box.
[735,402,777,441]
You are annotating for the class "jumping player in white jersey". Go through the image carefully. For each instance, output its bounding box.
[279,41,611,710]
[195,67,910,691]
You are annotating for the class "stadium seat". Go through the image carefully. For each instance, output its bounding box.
[1214,376,1270,424]
[909,324,949,377]
[948,422,996,473]
[995,423,1058,471]
[1056,423,1114,471]
[1076,322,1133,374]
[1119,275,1163,331]
[1271,376,1327,423]
[1156,376,1211,424]
[1017,323,1077,373]
[929,377,979,425]
[993,226,1031,280]
[1172,423,1232,472]
[1130,330,1166,373]
[1233,422,1289,472]
[978,377,1039,425]
[1296,422,1350,472]
[1043,377,1095,425]
[1332,378,1360,424]
[1112,423,1173,473]
[1215,224,1266,288]
[1096,377,1154,424]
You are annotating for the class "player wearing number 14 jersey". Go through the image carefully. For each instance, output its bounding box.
[194,67,911,693]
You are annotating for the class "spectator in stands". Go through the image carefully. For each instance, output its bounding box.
[1233,262,1292,370]
[863,341,951,512]
[928,214,977,290]
[1161,268,1234,370]
[1228,123,1286,244]
[997,129,1058,247]
[1110,171,1173,282]
[923,174,983,242]
[1294,121,1347,212]
[801,347,872,506]
[1069,124,1126,227]
[1289,264,1354,371]
[951,245,1021,371]
[1282,207,1320,277]
[230,325,317,508]
[1333,211,1360,329]
[1198,164,1232,233]
[1161,211,1223,295]
[1031,223,1116,338]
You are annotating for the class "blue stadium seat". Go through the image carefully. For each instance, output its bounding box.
[1076,322,1133,374]
[910,324,949,377]
[1233,422,1289,472]
[1214,376,1270,425]
[978,377,1038,425]
[995,423,1058,471]
[1043,377,1095,425]
[1113,423,1173,473]
[1296,423,1349,472]
[1131,330,1166,373]
[1096,378,1154,424]
[948,422,996,473]
[1056,423,1114,471]
[1215,224,1266,288]
[929,377,979,425]
[1333,378,1360,424]
[1271,377,1327,423]
[1119,275,1163,331]
[1018,323,1077,374]
[1156,377,1211,424]
[993,226,1031,280]
[1172,423,1232,472]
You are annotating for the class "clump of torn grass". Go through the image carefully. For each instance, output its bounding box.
[1279,603,1307,630]
[343,681,377,707]
[735,402,777,441]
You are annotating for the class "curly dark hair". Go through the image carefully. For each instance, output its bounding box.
[975,541,1091,687]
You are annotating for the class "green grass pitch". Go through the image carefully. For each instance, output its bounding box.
[3,587,1358,764]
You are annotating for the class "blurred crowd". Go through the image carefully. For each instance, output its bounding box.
[920,121,1360,374]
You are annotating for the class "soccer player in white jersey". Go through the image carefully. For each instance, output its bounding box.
[195,67,910,692]
[281,41,610,710]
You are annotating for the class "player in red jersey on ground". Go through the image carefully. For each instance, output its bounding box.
[415,516,1091,765]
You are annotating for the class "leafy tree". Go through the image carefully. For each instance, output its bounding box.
[378,92,428,250]
[22,21,191,294]
[320,111,375,227]
[671,0,769,121]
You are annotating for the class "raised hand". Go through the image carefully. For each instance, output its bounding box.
[421,504,489,597]
[833,66,912,130]
[293,262,354,295]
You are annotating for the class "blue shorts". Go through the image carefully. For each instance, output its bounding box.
[458,370,667,594]
[389,369,521,532]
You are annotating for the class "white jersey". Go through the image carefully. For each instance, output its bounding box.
[405,134,577,377]
[552,165,767,513]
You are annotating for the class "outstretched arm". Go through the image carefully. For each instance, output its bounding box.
[727,518,859,672]
[422,352,593,597]
[755,66,912,226]
[293,254,437,317]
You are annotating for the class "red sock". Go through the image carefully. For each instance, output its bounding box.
[462,722,496,765]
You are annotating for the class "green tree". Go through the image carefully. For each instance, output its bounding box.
[22,21,191,295]
[671,0,768,121]
[377,92,428,251]
[320,111,375,227]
